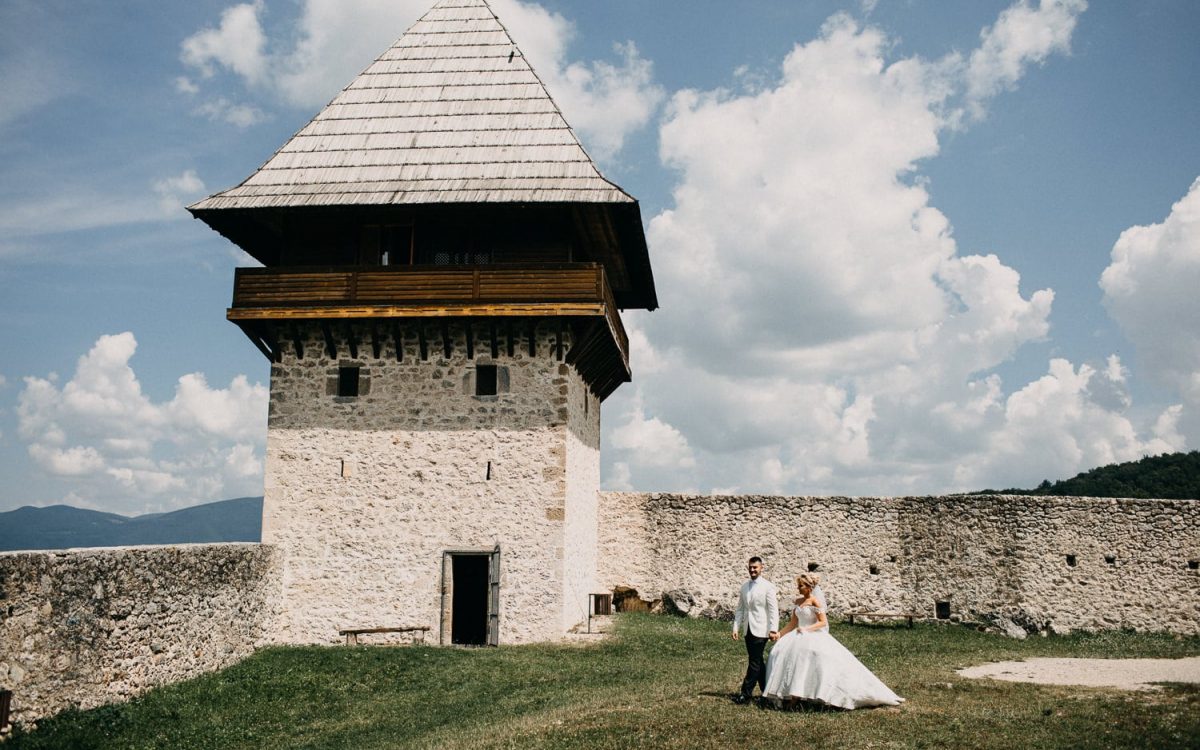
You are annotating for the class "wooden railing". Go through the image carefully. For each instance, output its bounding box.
[230,263,628,364]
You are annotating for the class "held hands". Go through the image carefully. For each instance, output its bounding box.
[768,630,780,642]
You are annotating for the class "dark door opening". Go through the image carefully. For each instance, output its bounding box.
[451,554,490,646]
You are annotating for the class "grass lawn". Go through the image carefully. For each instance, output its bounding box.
[7,614,1200,749]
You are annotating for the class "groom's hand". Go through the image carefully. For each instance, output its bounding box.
[730,630,739,641]
[768,630,779,641]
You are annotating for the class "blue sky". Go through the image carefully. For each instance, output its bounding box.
[1,0,1198,513]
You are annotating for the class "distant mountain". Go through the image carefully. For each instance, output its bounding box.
[0,497,263,552]
[974,451,1200,500]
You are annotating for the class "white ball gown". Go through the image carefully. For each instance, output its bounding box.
[763,605,904,709]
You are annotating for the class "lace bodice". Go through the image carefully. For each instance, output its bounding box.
[794,605,829,632]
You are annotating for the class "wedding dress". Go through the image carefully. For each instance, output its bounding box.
[763,604,904,709]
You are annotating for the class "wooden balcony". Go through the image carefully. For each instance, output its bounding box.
[228,263,631,397]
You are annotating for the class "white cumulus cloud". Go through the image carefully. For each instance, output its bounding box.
[964,0,1087,119]
[603,1,1168,495]
[16,333,268,514]
[1101,176,1200,440]
[153,169,207,215]
[180,0,269,84]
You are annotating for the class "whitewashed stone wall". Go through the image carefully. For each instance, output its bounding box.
[599,494,1200,634]
[264,323,597,645]
[0,544,280,726]
[562,374,601,632]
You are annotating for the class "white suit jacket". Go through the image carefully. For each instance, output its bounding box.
[733,577,779,638]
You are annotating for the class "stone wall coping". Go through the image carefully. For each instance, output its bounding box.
[0,542,270,558]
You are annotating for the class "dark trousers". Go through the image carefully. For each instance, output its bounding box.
[740,633,768,697]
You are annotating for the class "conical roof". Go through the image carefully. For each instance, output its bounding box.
[190,0,633,210]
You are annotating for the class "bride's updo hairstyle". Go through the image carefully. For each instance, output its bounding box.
[796,572,821,591]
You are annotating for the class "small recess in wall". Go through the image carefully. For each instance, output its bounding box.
[888,555,897,563]
[486,461,492,481]
[1065,554,1077,567]
[476,364,497,396]
[807,562,819,572]
[868,565,879,576]
[1188,560,1198,571]
[1104,554,1116,565]
[340,459,353,479]
[337,366,360,397]
[935,600,951,620]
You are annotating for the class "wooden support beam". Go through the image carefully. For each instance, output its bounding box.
[465,321,474,360]
[490,323,499,360]
[565,320,601,366]
[321,323,337,360]
[344,322,359,359]
[441,319,453,360]
[418,326,428,361]
[261,323,282,363]
[291,324,305,360]
[370,324,382,360]
[239,323,274,361]
[392,321,404,362]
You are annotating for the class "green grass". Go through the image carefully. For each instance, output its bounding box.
[8,615,1200,749]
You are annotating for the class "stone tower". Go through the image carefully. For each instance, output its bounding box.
[189,0,655,645]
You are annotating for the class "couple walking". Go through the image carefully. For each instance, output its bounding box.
[731,556,903,710]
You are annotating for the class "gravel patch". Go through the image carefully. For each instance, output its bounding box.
[958,657,1200,691]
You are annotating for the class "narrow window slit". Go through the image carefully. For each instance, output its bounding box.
[1065,554,1077,567]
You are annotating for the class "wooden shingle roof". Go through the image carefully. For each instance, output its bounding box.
[189,0,634,210]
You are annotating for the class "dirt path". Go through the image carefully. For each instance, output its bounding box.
[958,657,1200,690]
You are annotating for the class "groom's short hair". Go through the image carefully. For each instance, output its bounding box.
[748,556,763,565]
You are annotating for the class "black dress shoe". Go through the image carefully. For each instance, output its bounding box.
[732,694,751,705]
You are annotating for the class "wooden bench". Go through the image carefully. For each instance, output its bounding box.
[339,626,431,646]
[845,612,918,628]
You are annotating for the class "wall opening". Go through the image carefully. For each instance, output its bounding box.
[868,565,879,576]
[1104,554,1116,565]
[935,600,951,620]
[807,562,820,572]
[1065,554,1077,567]
[450,555,489,646]
[337,366,360,397]
[476,365,497,396]
[1189,560,1199,571]
[441,548,500,647]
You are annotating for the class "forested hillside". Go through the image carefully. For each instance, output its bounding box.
[977,451,1200,499]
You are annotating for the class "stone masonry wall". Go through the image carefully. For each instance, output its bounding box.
[599,493,1200,634]
[0,544,281,726]
[264,323,594,645]
[562,372,600,632]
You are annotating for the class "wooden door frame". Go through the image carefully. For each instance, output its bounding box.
[439,546,501,647]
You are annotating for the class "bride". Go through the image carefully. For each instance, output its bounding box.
[763,573,904,710]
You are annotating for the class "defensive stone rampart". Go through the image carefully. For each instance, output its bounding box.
[598,493,1200,634]
[0,544,281,727]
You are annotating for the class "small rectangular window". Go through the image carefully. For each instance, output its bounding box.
[476,365,497,396]
[338,366,360,397]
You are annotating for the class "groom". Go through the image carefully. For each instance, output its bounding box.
[731,555,779,705]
